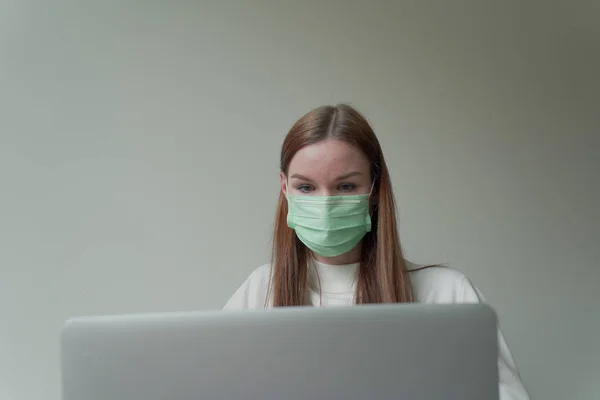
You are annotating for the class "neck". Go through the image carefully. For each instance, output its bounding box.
[313,242,362,265]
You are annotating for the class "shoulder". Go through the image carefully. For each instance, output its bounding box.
[408,263,531,398]
[407,263,484,304]
[246,263,272,283]
[222,264,272,310]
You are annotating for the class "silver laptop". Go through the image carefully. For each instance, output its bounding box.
[61,304,499,400]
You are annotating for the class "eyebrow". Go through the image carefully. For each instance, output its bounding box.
[290,171,362,181]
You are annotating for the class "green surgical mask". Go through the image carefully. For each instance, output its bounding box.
[286,188,372,257]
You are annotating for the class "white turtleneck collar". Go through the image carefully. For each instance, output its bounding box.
[308,258,359,295]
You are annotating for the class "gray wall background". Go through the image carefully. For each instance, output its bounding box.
[1,1,598,399]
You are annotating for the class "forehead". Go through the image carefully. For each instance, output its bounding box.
[287,139,370,179]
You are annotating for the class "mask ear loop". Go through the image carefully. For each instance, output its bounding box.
[369,179,377,217]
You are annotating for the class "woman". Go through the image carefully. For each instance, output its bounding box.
[224,104,530,400]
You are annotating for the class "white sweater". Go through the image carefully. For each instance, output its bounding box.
[224,260,531,400]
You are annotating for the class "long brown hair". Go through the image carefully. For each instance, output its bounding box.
[268,104,414,306]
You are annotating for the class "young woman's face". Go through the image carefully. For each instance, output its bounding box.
[281,139,371,196]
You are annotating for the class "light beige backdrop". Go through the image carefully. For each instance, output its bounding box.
[1,1,598,399]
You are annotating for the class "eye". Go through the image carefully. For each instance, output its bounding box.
[297,184,314,193]
[338,183,356,192]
